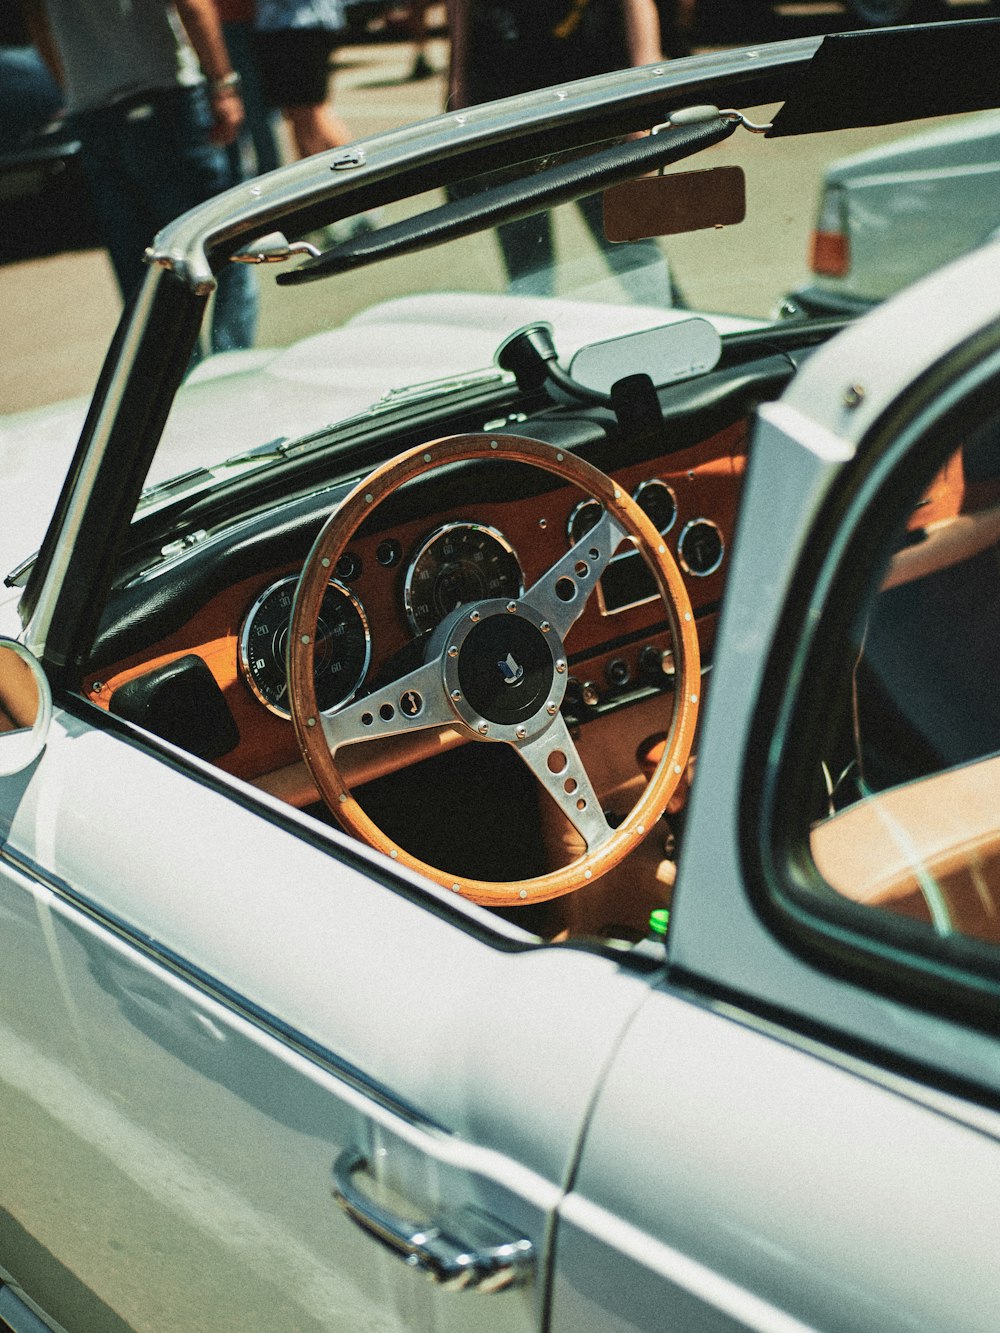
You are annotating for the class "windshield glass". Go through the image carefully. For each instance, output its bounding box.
[143,104,997,501]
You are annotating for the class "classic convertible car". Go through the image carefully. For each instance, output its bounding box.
[3,18,1000,1333]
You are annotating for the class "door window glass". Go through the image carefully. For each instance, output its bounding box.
[808,417,1000,945]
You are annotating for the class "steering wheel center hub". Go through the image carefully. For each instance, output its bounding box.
[442,599,566,739]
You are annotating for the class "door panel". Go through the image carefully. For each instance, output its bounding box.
[0,856,548,1333]
[553,987,1000,1332]
[0,710,650,1332]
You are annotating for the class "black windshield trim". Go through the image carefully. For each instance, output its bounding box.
[768,19,1000,137]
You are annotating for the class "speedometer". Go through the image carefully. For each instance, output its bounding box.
[403,523,524,636]
[239,575,370,718]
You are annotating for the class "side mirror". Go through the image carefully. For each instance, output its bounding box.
[0,639,52,776]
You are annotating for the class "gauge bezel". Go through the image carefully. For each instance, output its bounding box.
[677,518,725,577]
[566,497,604,545]
[633,478,678,536]
[403,521,524,636]
[239,574,371,719]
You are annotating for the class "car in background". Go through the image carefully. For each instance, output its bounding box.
[3,17,1000,1333]
[784,110,1000,318]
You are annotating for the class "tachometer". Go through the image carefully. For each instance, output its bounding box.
[403,523,523,635]
[240,575,370,718]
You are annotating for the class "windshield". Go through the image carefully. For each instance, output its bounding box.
[140,101,999,502]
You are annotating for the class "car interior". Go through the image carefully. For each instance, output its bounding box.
[54,74,1000,951]
[78,302,799,943]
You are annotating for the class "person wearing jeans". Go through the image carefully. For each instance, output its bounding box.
[24,0,258,356]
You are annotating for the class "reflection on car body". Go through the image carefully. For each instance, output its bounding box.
[4,17,1000,1333]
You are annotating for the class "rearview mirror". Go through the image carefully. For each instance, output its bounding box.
[603,165,746,242]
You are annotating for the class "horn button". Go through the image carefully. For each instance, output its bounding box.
[443,600,565,736]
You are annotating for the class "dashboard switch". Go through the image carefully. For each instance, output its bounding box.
[606,658,631,688]
[640,645,676,680]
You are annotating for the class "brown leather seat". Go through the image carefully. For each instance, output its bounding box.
[810,752,1000,941]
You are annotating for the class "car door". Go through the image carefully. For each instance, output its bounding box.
[0,277,655,1332]
[551,241,1000,1331]
[0,680,659,1333]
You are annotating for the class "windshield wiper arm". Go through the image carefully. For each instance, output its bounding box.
[125,367,512,520]
[368,366,509,411]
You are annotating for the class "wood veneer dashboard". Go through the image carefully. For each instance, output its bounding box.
[82,422,748,801]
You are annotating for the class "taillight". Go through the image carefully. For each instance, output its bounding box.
[810,183,850,278]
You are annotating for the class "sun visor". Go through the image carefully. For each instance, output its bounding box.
[768,18,1000,137]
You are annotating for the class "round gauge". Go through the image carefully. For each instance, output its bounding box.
[633,479,677,535]
[404,523,524,635]
[677,518,724,577]
[567,497,604,545]
[240,575,370,719]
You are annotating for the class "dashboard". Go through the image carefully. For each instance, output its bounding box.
[81,419,748,808]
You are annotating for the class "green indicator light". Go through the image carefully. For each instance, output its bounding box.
[648,908,670,938]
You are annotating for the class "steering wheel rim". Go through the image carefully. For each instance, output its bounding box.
[289,432,700,907]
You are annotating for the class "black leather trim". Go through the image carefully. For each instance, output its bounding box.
[769,20,1000,137]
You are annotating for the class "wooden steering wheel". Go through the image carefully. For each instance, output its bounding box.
[289,433,700,907]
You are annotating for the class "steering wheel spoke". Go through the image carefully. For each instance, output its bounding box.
[521,509,628,639]
[318,659,450,752]
[515,714,611,851]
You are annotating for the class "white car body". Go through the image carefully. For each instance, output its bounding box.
[4,24,1000,1333]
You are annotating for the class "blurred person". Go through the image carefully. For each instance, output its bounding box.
[446,0,674,300]
[23,0,258,354]
[658,0,695,57]
[251,0,352,159]
[214,0,282,174]
[0,7,61,148]
[385,0,437,81]
[447,0,662,108]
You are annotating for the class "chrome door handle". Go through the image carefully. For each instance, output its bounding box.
[331,1148,535,1292]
